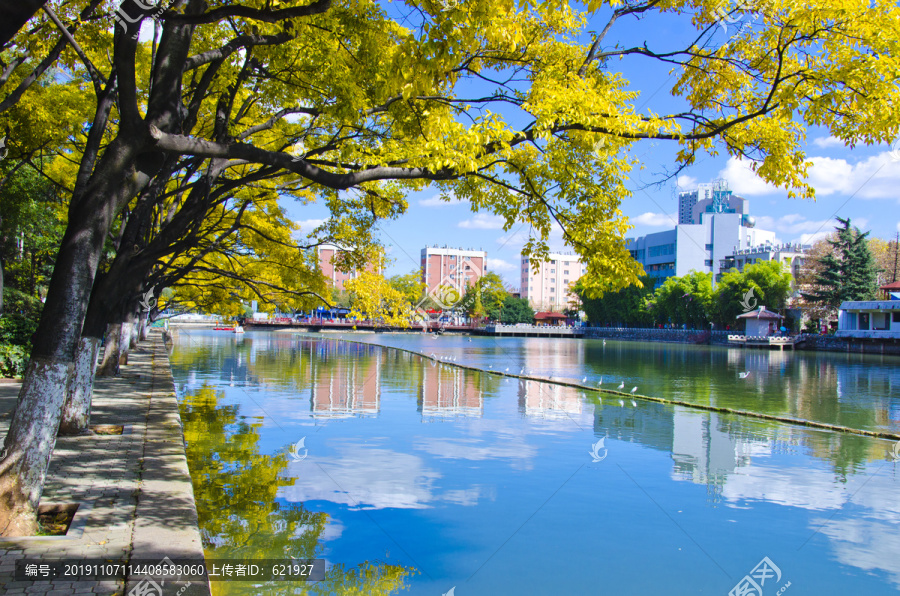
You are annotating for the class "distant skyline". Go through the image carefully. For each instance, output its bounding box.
[280,6,900,291]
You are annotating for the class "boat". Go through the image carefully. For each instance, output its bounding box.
[234,325,245,334]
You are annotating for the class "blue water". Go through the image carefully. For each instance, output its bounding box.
[170,329,900,595]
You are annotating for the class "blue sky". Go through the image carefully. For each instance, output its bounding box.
[283,3,900,290]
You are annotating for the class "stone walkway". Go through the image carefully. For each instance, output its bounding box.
[0,332,210,595]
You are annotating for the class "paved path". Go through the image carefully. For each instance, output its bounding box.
[0,332,210,595]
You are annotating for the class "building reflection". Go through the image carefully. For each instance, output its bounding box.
[417,362,483,418]
[517,379,583,419]
[309,341,381,418]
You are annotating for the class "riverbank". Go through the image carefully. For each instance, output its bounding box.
[583,327,900,355]
[0,331,210,595]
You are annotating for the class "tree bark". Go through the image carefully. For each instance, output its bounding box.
[96,322,123,377]
[0,358,70,535]
[138,313,149,341]
[0,0,50,49]
[58,336,100,436]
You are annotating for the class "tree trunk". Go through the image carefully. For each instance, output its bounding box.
[0,179,127,535]
[58,336,101,436]
[0,358,71,535]
[96,322,123,377]
[128,314,144,350]
[119,310,137,365]
[138,313,149,341]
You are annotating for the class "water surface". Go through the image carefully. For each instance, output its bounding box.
[170,329,900,595]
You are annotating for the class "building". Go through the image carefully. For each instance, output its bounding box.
[718,242,810,286]
[837,284,900,339]
[521,252,584,311]
[627,180,776,284]
[678,179,748,225]
[737,306,784,336]
[626,214,775,283]
[534,312,568,326]
[316,244,376,291]
[420,246,487,297]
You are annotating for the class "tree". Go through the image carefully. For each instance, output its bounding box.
[345,253,412,328]
[4,0,900,535]
[498,295,534,324]
[868,234,899,287]
[802,218,879,318]
[645,271,714,328]
[575,276,655,327]
[712,260,793,326]
[388,270,426,307]
[459,272,506,318]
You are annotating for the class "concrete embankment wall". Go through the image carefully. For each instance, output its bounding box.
[582,327,900,356]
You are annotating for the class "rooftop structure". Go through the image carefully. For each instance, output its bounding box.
[678,179,748,225]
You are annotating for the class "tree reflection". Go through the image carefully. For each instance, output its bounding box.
[179,384,413,595]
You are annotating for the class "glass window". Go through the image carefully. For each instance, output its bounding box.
[893,312,900,323]
[859,313,870,330]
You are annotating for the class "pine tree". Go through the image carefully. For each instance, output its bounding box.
[802,217,879,310]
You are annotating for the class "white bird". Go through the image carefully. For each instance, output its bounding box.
[582,377,587,383]
[738,371,750,379]
[618,399,624,407]
[603,340,607,345]
[617,382,625,390]
[631,400,637,407]
[505,367,509,372]
[488,365,493,369]
[631,386,638,394]
[520,368,525,374]
[598,377,603,386]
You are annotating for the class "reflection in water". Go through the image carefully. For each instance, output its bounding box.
[179,384,413,595]
[172,331,900,594]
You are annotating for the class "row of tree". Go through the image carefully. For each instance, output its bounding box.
[577,259,793,329]
[0,0,898,538]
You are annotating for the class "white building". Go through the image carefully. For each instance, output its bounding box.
[520,252,584,311]
[420,246,487,295]
[718,242,811,287]
[626,213,776,283]
[837,301,900,339]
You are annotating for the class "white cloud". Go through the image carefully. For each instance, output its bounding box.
[798,230,834,245]
[720,153,900,200]
[812,136,845,149]
[459,213,505,230]
[486,257,516,272]
[632,212,676,227]
[295,218,325,231]
[676,175,698,191]
[419,194,468,207]
[718,158,781,196]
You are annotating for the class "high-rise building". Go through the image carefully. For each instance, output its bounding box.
[420,246,487,296]
[316,244,376,291]
[678,179,748,225]
[520,252,584,311]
